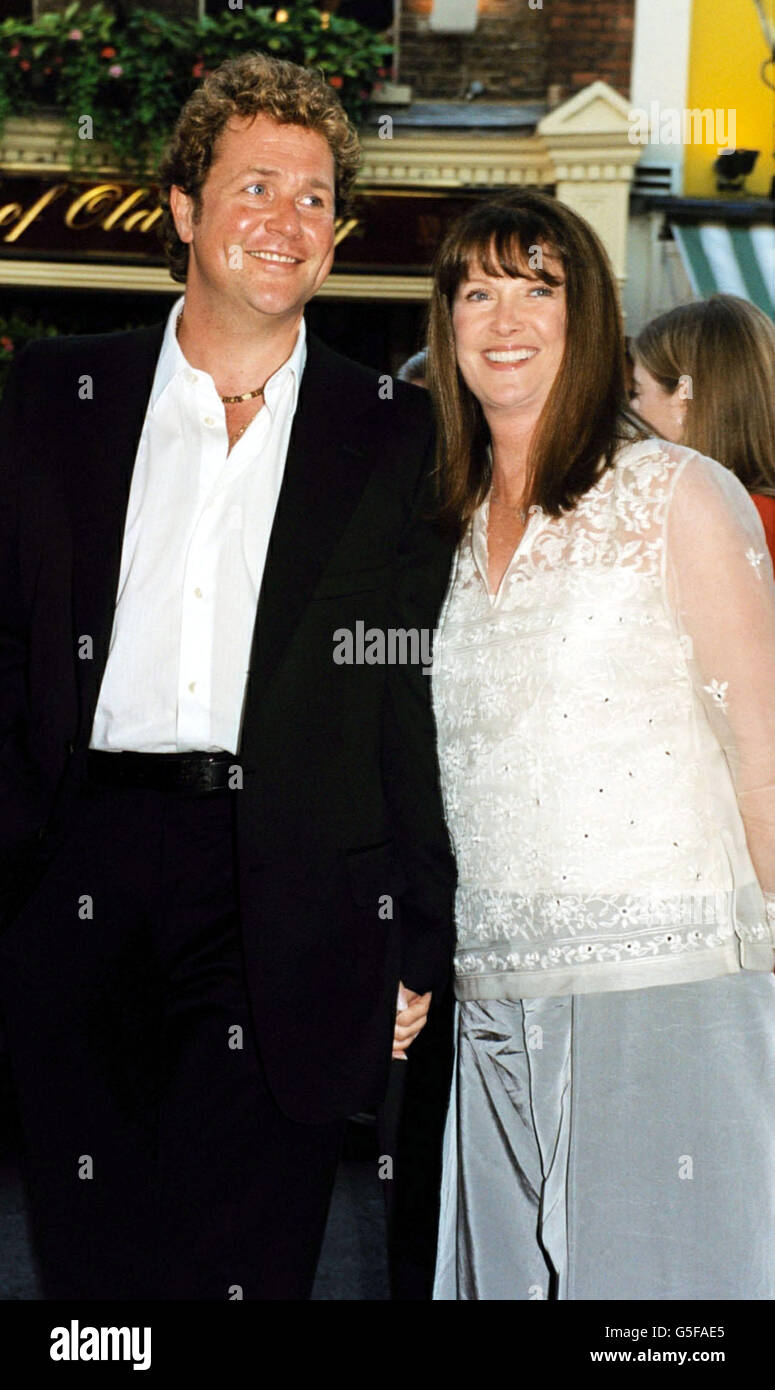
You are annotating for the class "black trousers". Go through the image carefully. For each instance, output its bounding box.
[0,779,343,1300]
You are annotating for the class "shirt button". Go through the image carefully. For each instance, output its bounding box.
[188,681,196,693]
[194,587,203,598]
[203,415,215,427]
[186,370,197,384]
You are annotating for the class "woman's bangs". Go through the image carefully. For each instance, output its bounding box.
[452,216,564,290]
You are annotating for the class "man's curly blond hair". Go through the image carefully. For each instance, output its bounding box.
[157,51,361,284]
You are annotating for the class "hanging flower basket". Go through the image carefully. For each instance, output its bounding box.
[0,2,391,176]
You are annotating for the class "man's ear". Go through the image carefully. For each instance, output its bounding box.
[169,185,195,245]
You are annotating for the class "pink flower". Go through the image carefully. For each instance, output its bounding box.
[0,337,14,353]
[9,43,21,58]
[192,60,204,78]
[108,64,123,78]
[19,59,30,71]
[68,29,83,41]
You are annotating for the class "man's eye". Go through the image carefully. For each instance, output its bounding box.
[246,183,266,195]
[302,195,325,208]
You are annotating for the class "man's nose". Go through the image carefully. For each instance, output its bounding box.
[264,195,302,239]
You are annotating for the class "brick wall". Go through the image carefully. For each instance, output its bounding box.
[545,0,634,101]
[400,0,635,103]
[400,0,548,102]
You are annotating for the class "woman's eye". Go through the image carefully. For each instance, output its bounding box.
[529,285,552,296]
[465,290,490,301]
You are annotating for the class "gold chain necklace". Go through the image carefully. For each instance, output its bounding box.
[175,311,269,403]
[228,417,253,448]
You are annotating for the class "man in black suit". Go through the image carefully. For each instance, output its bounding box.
[0,52,455,1300]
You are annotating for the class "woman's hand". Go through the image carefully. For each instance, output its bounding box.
[392,982,432,1060]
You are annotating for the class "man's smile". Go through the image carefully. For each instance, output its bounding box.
[246,248,302,265]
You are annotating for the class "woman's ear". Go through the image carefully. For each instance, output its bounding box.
[673,374,693,437]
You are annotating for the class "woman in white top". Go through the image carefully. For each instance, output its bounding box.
[428,190,775,1300]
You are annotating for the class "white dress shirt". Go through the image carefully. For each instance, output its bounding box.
[90,296,306,754]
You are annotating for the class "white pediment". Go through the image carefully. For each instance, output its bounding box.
[538,81,632,137]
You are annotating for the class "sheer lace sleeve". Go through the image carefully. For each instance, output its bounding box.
[664,450,775,922]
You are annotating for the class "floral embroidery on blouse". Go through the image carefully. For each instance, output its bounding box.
[703,679,729,712]
[431,438,775,998]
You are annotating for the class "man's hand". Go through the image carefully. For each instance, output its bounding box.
[392,981,431,1061]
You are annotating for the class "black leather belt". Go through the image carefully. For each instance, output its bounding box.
[86,749,238,795]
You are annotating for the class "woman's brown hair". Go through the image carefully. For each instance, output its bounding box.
[633,295,775,497]
[427,189,645,530]
[157,51,361,284]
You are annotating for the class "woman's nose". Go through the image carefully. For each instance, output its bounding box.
[491,293,526,335]
[492,311,524,336]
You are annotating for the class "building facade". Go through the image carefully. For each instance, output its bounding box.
[2,0,770,363]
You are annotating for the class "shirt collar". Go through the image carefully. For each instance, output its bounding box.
[150,294,307,414]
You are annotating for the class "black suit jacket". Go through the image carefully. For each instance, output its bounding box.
[0,324,457,1124]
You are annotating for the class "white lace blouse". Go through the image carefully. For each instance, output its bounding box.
[431,438,775,999]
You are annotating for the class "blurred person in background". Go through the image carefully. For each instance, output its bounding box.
[427,190,775,1300]
[397,348,428,389]
[631,295,775,562]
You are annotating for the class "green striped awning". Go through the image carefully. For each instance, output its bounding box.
[671,221,775,320]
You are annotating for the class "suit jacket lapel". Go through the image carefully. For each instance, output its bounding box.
[71,323,164,748]
[242,334,370,731]
[70,326,374,752]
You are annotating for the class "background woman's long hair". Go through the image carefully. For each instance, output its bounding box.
[633,295,775,497]
[427,190,646,531]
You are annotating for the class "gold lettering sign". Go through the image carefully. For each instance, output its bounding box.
[64,183,164,234]
[3,184,67,243]
[0,179,357,248]
[0,203,23,229]
[334,216,359,247]
[0,182,166,244]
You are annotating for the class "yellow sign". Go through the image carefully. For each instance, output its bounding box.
[686,0,775,196]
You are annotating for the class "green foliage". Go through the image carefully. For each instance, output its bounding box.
[0,3,390,176]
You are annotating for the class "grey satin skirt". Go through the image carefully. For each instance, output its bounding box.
[432,970,775,1300]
